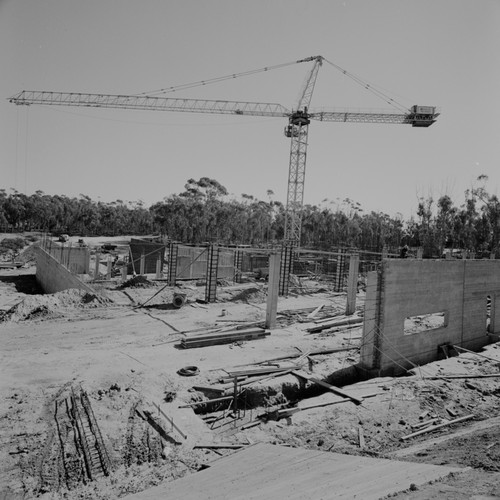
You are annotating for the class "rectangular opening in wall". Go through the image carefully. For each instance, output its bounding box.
[404,311,448,335]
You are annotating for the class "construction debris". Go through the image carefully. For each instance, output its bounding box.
[180,327,270,348]
[401,414,475,441]
[177,366,200,377]
[291,370,364,405]
[306,315,363,334]
[193,443,247,450]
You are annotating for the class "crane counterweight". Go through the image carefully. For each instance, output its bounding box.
[408,105,439,127]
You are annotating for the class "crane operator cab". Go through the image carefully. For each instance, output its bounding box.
[284,109,311,137]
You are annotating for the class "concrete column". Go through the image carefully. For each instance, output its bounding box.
[106,257,112,280]
[416,247,423,259]
[94,250,100,280]
[265,252,281,329]
[346,254,360,316]
[334,250,346,292]
[66,243,72,269]
[279,244,293,296]
[156,254,162,279]
[233,248,243,284]
[121,264,128,282]
[204,245,219,303]
[140,253,145,275]
[490,252,495,260]
[168,243,178,286]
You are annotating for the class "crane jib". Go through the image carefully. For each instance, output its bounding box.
[8,91,291,117]
[9,56,439,248]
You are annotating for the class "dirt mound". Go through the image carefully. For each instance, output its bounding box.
[119,275,155,289]
[16,243,39,265]
[229,286,267,303]
[0,288,105,322]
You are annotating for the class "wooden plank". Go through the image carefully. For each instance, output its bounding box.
[178,395,235,408]
[217,370,293,392]
[142,410,182,445]
[306,316,363,333]
[295,350,313,366]
[313,312,344,324]
[154,403,187,440]
[228,347,358,368]
[226,366,295,378]
[181,330,270,348]
[452,344,500,363]
[299,391,384,411]
[422,374,500,380]
[401,414,475,441]
[411,418,440,430]
[291,371,363,405]
[358,426,365,449]
[192,385,226,395]
[194,443,247,450]
[225,370,293,392]
[185,328,266,340]
[240,420,261,430]
[307,304,324,319]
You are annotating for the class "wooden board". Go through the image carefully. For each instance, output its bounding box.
[124,443,463,500]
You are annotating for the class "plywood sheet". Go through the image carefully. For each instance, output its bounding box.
[124,443,462,500]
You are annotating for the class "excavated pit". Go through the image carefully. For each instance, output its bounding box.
[192,364,363,415]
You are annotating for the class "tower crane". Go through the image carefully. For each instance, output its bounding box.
[9,55,439,247]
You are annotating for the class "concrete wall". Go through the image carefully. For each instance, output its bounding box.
[176,246,234,280]
[360,260,500,376]
[129,239,165,274]
[46,242,90,274]
[35,247,96,294]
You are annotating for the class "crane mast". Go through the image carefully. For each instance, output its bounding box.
[284,56,323,246]
[9,56,439,250]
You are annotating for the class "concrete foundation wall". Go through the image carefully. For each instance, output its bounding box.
[35,247,95,294]
[46,242,90,274]
[176,246,234,279]
[360,260,500,375]
[129,239,165,274]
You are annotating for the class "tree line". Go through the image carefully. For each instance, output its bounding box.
[1,176,499,257]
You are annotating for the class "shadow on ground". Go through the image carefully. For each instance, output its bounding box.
[0,274,43,295]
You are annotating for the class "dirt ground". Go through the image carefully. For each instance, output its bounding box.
[1,236,500,499]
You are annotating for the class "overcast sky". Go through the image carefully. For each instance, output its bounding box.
[1,0,499,218]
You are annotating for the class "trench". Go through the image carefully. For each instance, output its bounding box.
[192,363,366,416]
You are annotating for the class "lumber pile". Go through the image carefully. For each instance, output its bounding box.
[180,327,270,349]
[306,314,363,334]
[276,305,343,325]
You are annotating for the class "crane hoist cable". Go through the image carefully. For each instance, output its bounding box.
[323,58,409,113]
[137,57,318,97]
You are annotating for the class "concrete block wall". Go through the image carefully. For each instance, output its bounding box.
[360,260,500,376]
[35,247,96,294]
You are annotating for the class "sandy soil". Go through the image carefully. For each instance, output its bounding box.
[1,240,500,499]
